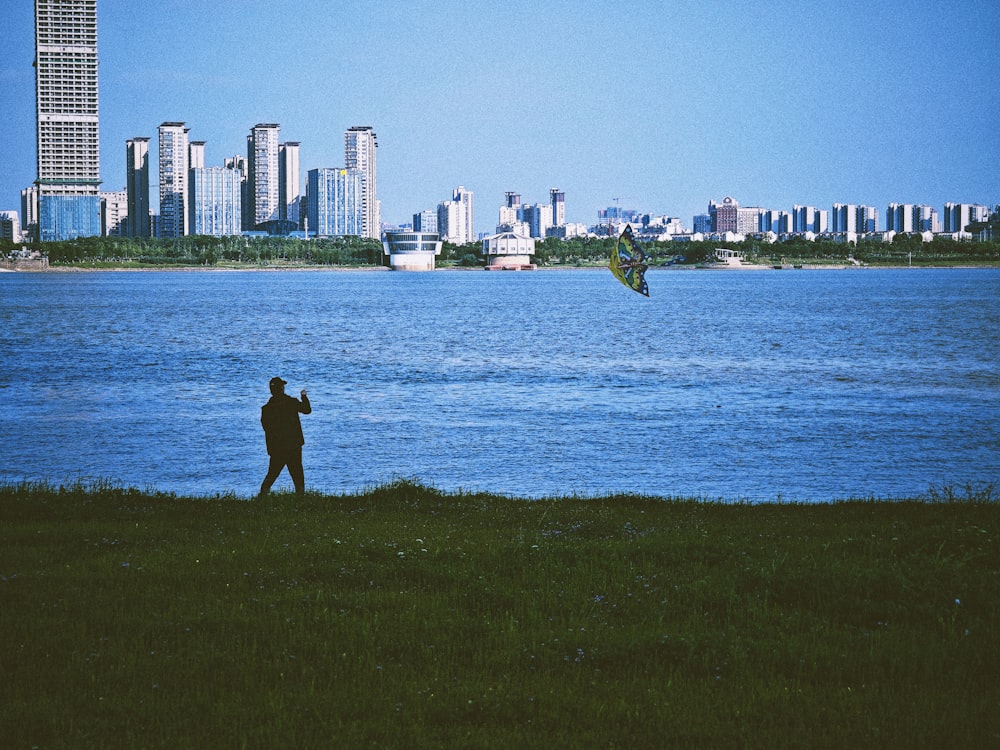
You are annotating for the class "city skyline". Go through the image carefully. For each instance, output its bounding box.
[3,0,997,238]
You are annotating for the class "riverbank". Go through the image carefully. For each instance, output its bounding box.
[3,480,998,748]
[6,260,1000,273]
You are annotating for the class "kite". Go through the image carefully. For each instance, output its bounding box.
[609,225,649,296]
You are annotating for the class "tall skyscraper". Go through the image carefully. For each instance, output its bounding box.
[279,142,301,230]
[34,0,101,241]
[345,126,379,239]
[247,124,281,230]
[550,189,565,227]
[126,138,151,237]
[158,122,189,237]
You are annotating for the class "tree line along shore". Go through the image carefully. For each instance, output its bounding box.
[2,479,998,748]
[4,233,999,269]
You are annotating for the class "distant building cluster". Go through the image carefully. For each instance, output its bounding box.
[494,189,586,239]
[8,2,997,248]
[678,196,993,245]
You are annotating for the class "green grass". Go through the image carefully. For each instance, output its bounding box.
[2,480,998,748]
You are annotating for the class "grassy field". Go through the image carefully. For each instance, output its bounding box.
[2,480,998,748]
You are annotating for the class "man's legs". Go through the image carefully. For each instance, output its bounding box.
[259,454,287,497]
[286,446,305,495]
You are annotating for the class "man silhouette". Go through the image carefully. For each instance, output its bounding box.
[259,376,312,497]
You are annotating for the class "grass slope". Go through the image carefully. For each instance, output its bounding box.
[2,481,998,748]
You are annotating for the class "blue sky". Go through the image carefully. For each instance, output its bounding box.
[2,0,997,235]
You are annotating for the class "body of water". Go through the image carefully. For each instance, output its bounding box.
[2,267,998,501]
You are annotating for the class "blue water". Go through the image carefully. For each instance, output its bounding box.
[2,268,998,501]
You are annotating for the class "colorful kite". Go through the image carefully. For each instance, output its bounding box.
[609,225,649,296]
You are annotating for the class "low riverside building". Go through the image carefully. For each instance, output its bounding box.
[482,231,536,270]
[382,231,442,271]
[2,248,49,270]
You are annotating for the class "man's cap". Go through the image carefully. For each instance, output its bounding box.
[269,376,287,387]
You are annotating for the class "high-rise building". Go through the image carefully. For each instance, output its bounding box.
[21,186,39,242]
[223,155,248,231]
[831,204,855,233]
[34,0,102,241]
[692,214,712,234]
[126,138,151,237]
[189,141,206,170]
[758,209,783,233]
[916,205,938,233]
[413,209,438,233]
[859,205,878,233]
[189,166,243,236]
[0,211,22,243]
[307,168,362,237]
[438,186,475,243]
[158,122,189,237]
[887,203,938,233]
[499,192,522,230]
[944,203,989,233]
[832,204,879,234]
[550,189,565,227]
[886,203,914,233]
[279,142,301,230]
[736,206,763,235]
[792,205,828,234]
[247,124,280,231]
[709,197,739,233]
[453,186,474,242]
[437,200,463,243]
[100,191,128,236]
[345,126,379,239]
[522,203,553,238]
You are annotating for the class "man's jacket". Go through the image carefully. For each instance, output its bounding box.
[261,394,311,456]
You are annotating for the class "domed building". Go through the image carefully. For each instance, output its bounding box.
[482,231,536,270]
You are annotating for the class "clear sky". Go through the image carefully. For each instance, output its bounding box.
[2,0,997,236]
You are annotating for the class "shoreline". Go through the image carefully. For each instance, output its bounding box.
[5,261,999,273]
